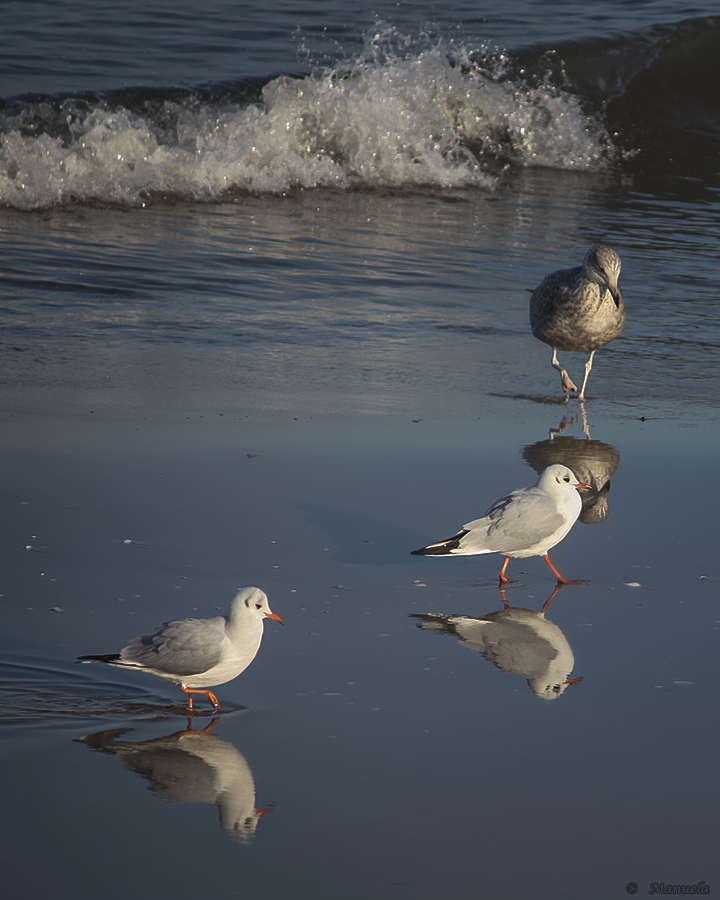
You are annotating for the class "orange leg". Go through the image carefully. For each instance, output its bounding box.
[543,553,580,585]
[498,556,512,583]
[540,582,566,614]
[181,716,221,735]
[181,686,221,711]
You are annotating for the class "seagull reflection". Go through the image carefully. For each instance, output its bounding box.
[523,410,620,524]
[412,586,581,701]
[78,719,272,843]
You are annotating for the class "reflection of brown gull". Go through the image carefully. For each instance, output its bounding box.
[78,720,271,844]
[412,587,581,701]
[530,245,625,399]
[523,428,620,525]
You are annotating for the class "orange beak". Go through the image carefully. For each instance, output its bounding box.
[265,612,284,625]
[575,481,592,491]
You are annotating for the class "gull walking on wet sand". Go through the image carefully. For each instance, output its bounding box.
[530,245,626,399]
[78,587,283,711]
[412,464,590,584]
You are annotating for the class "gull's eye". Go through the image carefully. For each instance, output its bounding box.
[563,475,570,482]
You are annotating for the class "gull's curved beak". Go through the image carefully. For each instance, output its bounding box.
[265,612,284,625]
[564,676,584,686]
[575,481,592,491]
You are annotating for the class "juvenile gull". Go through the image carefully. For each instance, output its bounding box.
[78,587,283,711]
[412,464,590,584]
[530,245,626,399]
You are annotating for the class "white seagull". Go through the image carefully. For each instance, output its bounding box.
[412,464,590,584]
[78,586,283,711]
[530,244,626,399]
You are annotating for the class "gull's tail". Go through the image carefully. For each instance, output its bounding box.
[77,653,121,665]
[411,530,469,556]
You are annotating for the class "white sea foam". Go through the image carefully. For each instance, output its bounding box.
[0,27,612,209]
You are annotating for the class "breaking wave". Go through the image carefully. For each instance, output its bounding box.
[2,15,718,209]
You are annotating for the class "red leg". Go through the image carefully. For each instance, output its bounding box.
[543,553,581,585]
[498,556,512,583]
[181,716,221,735]
[181,686,221,711]
[540,582,566,614]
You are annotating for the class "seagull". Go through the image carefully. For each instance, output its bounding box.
[78,586,283,711]
[529,245,626,399]
[412,464,590,584]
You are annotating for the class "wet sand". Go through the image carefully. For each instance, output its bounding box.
[1,372,718,899]
[1,180,719,899]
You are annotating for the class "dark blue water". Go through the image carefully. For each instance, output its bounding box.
[1,3,719,899]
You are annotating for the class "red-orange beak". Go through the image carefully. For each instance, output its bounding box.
[575,482,592,491]
[265,612,284,625]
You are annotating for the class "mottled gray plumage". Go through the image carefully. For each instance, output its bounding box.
[530,245,626,399]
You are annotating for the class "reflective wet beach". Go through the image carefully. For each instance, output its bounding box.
[1,2,720,895]
[1,325,718,898]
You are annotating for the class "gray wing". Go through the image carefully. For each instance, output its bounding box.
[120,616,226,676]
[462,488,563,553]
[529,265,582,328]
[458,618,559,679]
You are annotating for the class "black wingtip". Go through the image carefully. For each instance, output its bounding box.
[76,653,121,664]
[411,530,468,556]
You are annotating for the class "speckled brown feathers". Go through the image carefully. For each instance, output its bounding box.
[530,245,626,399]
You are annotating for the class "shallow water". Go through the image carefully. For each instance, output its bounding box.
[1,2,719,899]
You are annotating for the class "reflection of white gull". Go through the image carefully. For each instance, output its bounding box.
[412,465,590,584]
[79,721,271,843]
[530,245,625,399]
[78,587,283,711]
[413,588,581,701]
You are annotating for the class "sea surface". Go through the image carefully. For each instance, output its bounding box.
[1,2,719,899]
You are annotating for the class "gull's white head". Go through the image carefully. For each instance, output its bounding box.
[538,464,591,495]
[234,587,284,624]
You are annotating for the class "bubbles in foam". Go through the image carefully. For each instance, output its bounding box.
[0,25,614,209]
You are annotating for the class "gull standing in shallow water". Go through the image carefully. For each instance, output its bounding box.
[412,464,591,584]
[78,587,283,711]
[530,245,626,399]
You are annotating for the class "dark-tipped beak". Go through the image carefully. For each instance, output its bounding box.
[266,612,284,625]
[610,284,623,307]
[575,481,592,491]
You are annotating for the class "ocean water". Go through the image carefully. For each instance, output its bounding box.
[1,3,719,899]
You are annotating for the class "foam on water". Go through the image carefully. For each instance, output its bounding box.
[0,26,611,209]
